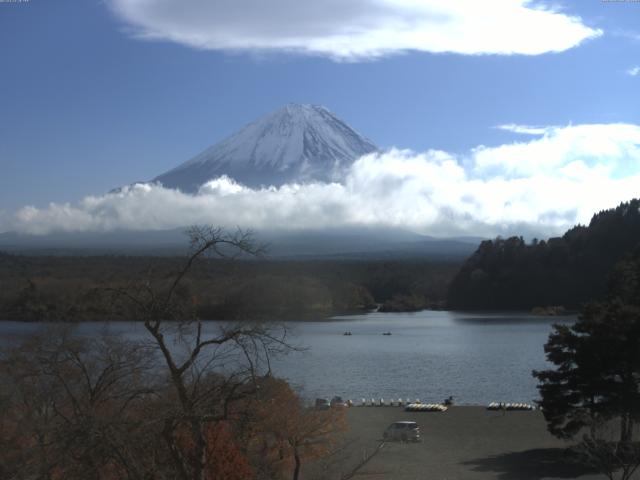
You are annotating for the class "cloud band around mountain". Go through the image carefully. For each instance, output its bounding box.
[108,0,602,60]
[4,123,640,239]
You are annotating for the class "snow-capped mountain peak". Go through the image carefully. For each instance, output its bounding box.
[152,103,378,191]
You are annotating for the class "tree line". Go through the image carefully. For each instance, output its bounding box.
[448,199,640,310]
[0,252,459,321]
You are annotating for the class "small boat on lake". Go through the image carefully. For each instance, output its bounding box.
[382,332,392,336]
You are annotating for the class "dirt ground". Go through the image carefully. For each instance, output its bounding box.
[306,406,633,480]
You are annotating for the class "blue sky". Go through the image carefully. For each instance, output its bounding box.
[1,0,639,236]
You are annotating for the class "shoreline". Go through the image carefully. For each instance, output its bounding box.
[0,308,580,323]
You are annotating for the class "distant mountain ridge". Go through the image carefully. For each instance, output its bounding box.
[447,199,640,310]
[153,103,378,191]
[0,227,480,260]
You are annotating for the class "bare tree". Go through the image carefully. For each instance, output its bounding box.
[1,227,311,480]
[108,226,294,480]
[0,328,157,480]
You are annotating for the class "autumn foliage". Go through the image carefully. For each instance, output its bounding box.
[244,377,347,479]
[0,332,347,480]
[173,421,254,480]
[0,228,348,480]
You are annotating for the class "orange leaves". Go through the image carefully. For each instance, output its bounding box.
[246,377,347,478]
[203,422,254,480]
[173,421,254,480]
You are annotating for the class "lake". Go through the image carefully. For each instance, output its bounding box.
[0,310,575,405]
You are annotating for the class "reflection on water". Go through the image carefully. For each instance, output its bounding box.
[0,310,575,405]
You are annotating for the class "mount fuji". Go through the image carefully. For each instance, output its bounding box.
[0,104,484,258]
[153,104,378,191]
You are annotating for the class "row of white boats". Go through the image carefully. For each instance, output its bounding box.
[486,402,536,411]
[352,399,536,411]
[359,398,434,407]
[405,403,448,412]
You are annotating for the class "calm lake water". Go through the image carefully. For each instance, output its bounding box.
[0,310,575,405]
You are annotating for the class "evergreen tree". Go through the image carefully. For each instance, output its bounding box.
[533,250,640,479]
[534,300,640,441]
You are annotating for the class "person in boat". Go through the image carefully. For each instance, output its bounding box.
[444,395,454,406]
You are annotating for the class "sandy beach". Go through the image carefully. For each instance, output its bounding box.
[309,406,625,480]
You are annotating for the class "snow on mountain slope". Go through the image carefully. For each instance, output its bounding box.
[153,104,378,191]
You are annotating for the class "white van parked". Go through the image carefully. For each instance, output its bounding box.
[382,421,421,442]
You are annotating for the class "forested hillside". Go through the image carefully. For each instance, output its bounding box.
[447,199,640,310]
[0,254,458,321]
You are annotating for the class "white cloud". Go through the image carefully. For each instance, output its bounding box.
[4,123,640,238]
[475,123,640,178]
[107,0,602,60]
[496,124,552,135]
[627,66,640,76]
[614,30,640,42]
